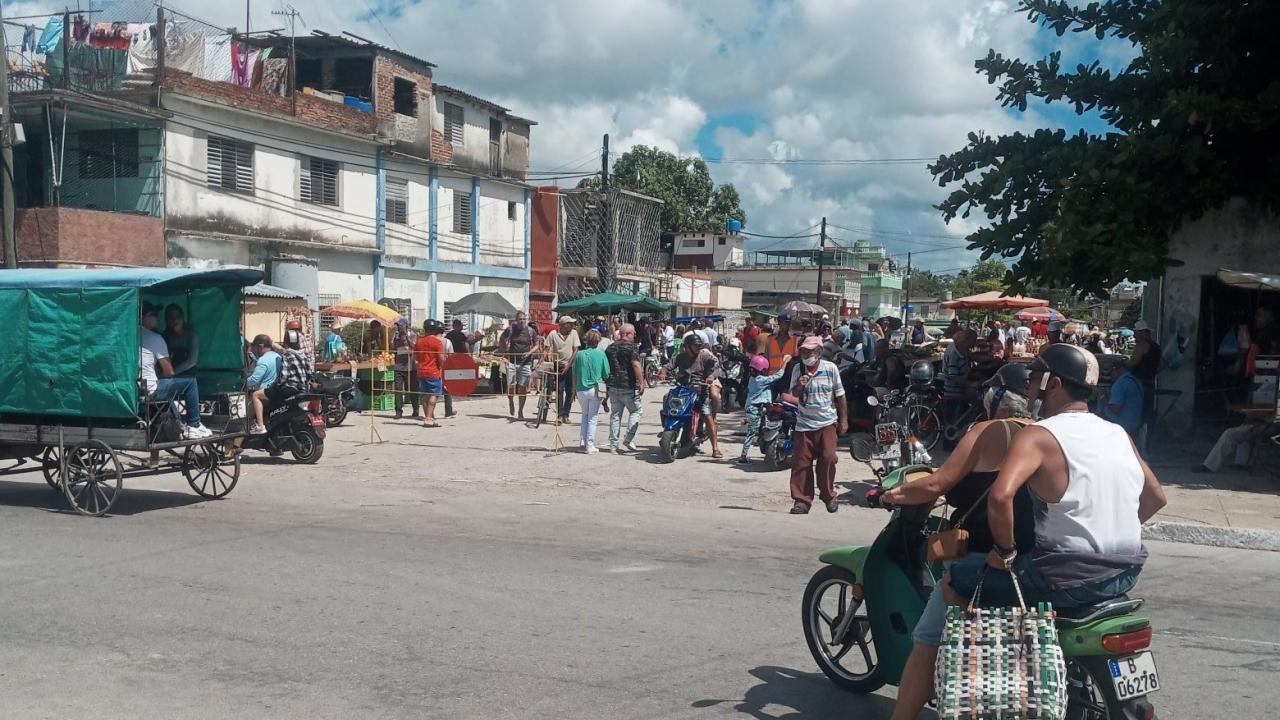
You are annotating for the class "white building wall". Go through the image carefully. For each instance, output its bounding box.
[436,175,472,263]
[163,95,378,250]
[436,274,476,320]
[673,232,744,269]
[383,162,432,260]
[383,272,430,327]
[477,180,524,268]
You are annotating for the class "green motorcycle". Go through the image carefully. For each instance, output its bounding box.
[802,465,1159,719]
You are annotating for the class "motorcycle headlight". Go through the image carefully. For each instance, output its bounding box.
[665,396,685,415]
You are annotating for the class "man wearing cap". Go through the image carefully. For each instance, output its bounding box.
[391,319,420,420]
[943,344,1166,619]
[413,320,447,428]
[140,303,212,439]
[544,316,582,424]
[788,335,848,514]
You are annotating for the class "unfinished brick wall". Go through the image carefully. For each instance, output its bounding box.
[161,69,378,136]
[430,130,454,165]
[16,208,165,267]
[373,56,433,158]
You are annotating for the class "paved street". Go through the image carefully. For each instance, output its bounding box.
[1,394,1277,719]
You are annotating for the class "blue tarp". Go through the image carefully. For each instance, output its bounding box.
[0,266,264,290]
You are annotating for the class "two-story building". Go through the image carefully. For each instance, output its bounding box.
[8,13,534,328]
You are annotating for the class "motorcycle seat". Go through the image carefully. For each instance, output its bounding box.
[1054,596,1144,625]
[316,376,355,394]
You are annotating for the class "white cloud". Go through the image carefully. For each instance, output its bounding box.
[153,0,1091,271]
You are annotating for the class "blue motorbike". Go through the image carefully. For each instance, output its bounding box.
[658,383,710,463]
[758,398,799,470]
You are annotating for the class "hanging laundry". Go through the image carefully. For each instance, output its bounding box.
[231,41,260,88]
[261,57,288,96]
[36,18,62,54]
[22,25,37,53]
[200,34,233,82]
[126,23,152,43]
[72,15,90,44]
[89,22,130,50]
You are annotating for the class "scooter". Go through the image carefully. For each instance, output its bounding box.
[657,383,709,463]
[757,398,798,470]
[314,372,357,428]
[801,464,1159,719]
[848,395,932,481]
[238,393,327,464]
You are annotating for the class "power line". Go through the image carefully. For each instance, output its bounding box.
[702,156,934,166]
[358,0,402,51]
[828,222,969,242]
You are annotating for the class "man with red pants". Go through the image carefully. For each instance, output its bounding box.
[788,335,848,514]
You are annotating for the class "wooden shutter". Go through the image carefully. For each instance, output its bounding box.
[207,135,254,192]
[453,192,472,234]
[385,178,408,225]
[301,156,339,206]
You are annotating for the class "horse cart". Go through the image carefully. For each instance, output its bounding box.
[0,267,264,516]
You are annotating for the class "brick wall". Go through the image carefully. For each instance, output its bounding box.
[161,69,377,136]
[373,56,433,158]
[16,208,165,267]
[430,129,454,165]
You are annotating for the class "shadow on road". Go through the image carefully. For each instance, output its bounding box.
[692,665,892,719]
[837,480,880,507]
[0,478,207,516]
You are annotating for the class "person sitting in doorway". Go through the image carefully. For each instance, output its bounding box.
[141,303,211,439]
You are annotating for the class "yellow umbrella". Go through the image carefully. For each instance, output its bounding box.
[325,299,403,324]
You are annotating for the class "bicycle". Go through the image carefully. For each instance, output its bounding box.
[533,366,559,429]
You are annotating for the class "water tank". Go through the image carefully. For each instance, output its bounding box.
[271,255,320,337]
[271,255,319,311]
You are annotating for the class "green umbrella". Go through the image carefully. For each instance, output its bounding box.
[554,291,671,315]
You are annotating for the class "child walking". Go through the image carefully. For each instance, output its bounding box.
[738,353,790,463]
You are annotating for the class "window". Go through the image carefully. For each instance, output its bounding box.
[717,236,726,245]
[507,201,517,221]
[300,156,340,206]
[443,102,464,145]
[443,301,469,331]
[393,77,417,117]
[682,237,705,248]
[79,129,139,179]
[385,178,408,225]
[206,135,254,193]
[453,191,472,234]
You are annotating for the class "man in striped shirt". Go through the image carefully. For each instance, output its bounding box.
[788,335,848,514]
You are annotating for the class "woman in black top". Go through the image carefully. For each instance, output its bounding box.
[163,304,199,377]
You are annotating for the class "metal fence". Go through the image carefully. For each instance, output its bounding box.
[557,187,664,300]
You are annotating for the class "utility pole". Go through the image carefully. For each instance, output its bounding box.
[902,252,913,322]
[0,6,15,269]
[598,133,611,293]
[814,216,826,306]
[246,0,251,35]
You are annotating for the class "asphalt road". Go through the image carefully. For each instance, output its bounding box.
[0,395,1275,719]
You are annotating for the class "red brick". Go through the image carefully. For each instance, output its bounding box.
[16,208,165,268]
[161,69,378,136]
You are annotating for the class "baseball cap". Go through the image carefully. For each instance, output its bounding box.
[1134,320,1149,332]
[800,335,823,351]
[558,315,576,324]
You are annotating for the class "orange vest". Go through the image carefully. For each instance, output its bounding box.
[766,334,797,373]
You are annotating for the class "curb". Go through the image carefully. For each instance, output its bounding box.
[1143,522,1280,552]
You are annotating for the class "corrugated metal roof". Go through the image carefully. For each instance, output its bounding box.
[244,283,305,299]
[434,83,537,126]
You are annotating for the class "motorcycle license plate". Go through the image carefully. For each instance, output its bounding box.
[764,419,782,429]
[308,415,326,429]
[874,423,898,445]
[1109,652,1159,700]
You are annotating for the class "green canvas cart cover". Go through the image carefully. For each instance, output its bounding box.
[0,267,263,419]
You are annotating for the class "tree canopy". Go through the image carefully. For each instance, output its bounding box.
[584,146,747,234]
[930,0,1280,295]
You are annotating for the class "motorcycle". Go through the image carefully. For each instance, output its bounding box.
[801,463,1159,719]
[314,371,357,428]
[237,393,327,464]
[719,353,747,413]
[757,397,798,470]
[657,383,710,463]
[848,395,931,480]
[644,351,662,387]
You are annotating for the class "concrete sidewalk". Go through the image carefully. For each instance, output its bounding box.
[1143,455,1280,551]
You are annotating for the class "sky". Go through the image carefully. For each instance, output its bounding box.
[14,0,1131,274]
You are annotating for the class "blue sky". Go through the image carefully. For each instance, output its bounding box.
[23,0,1135,275]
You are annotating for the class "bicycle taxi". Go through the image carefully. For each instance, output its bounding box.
[0,267,264,516]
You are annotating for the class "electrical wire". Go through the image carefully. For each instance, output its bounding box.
[701,156,934,166]
[359,0,403,51]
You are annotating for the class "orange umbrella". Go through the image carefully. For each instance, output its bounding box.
[940,291,1049,311]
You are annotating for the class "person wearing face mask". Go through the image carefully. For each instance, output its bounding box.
[787,335,848,514]
[880,363,1036,720]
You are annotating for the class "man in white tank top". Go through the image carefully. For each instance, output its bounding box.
[945,344,1167,610]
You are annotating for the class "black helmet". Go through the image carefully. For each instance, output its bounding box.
[683,331,703,349]
[1030,343,1100,389]
[909,360,934,385]
[983,363,1031,396]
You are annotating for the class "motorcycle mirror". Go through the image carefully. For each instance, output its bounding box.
[865,395,880,407]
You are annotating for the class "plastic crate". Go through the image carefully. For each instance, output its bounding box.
[361,392,397,412]
[358,368,395,383]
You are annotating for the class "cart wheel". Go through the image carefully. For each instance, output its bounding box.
[62,440,123,517]
[40,446,61,490]
[182,443,241,499]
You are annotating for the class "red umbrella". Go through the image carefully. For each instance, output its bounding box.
[940,291,1049,310]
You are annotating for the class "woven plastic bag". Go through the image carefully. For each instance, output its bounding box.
[934,568,1068,720]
